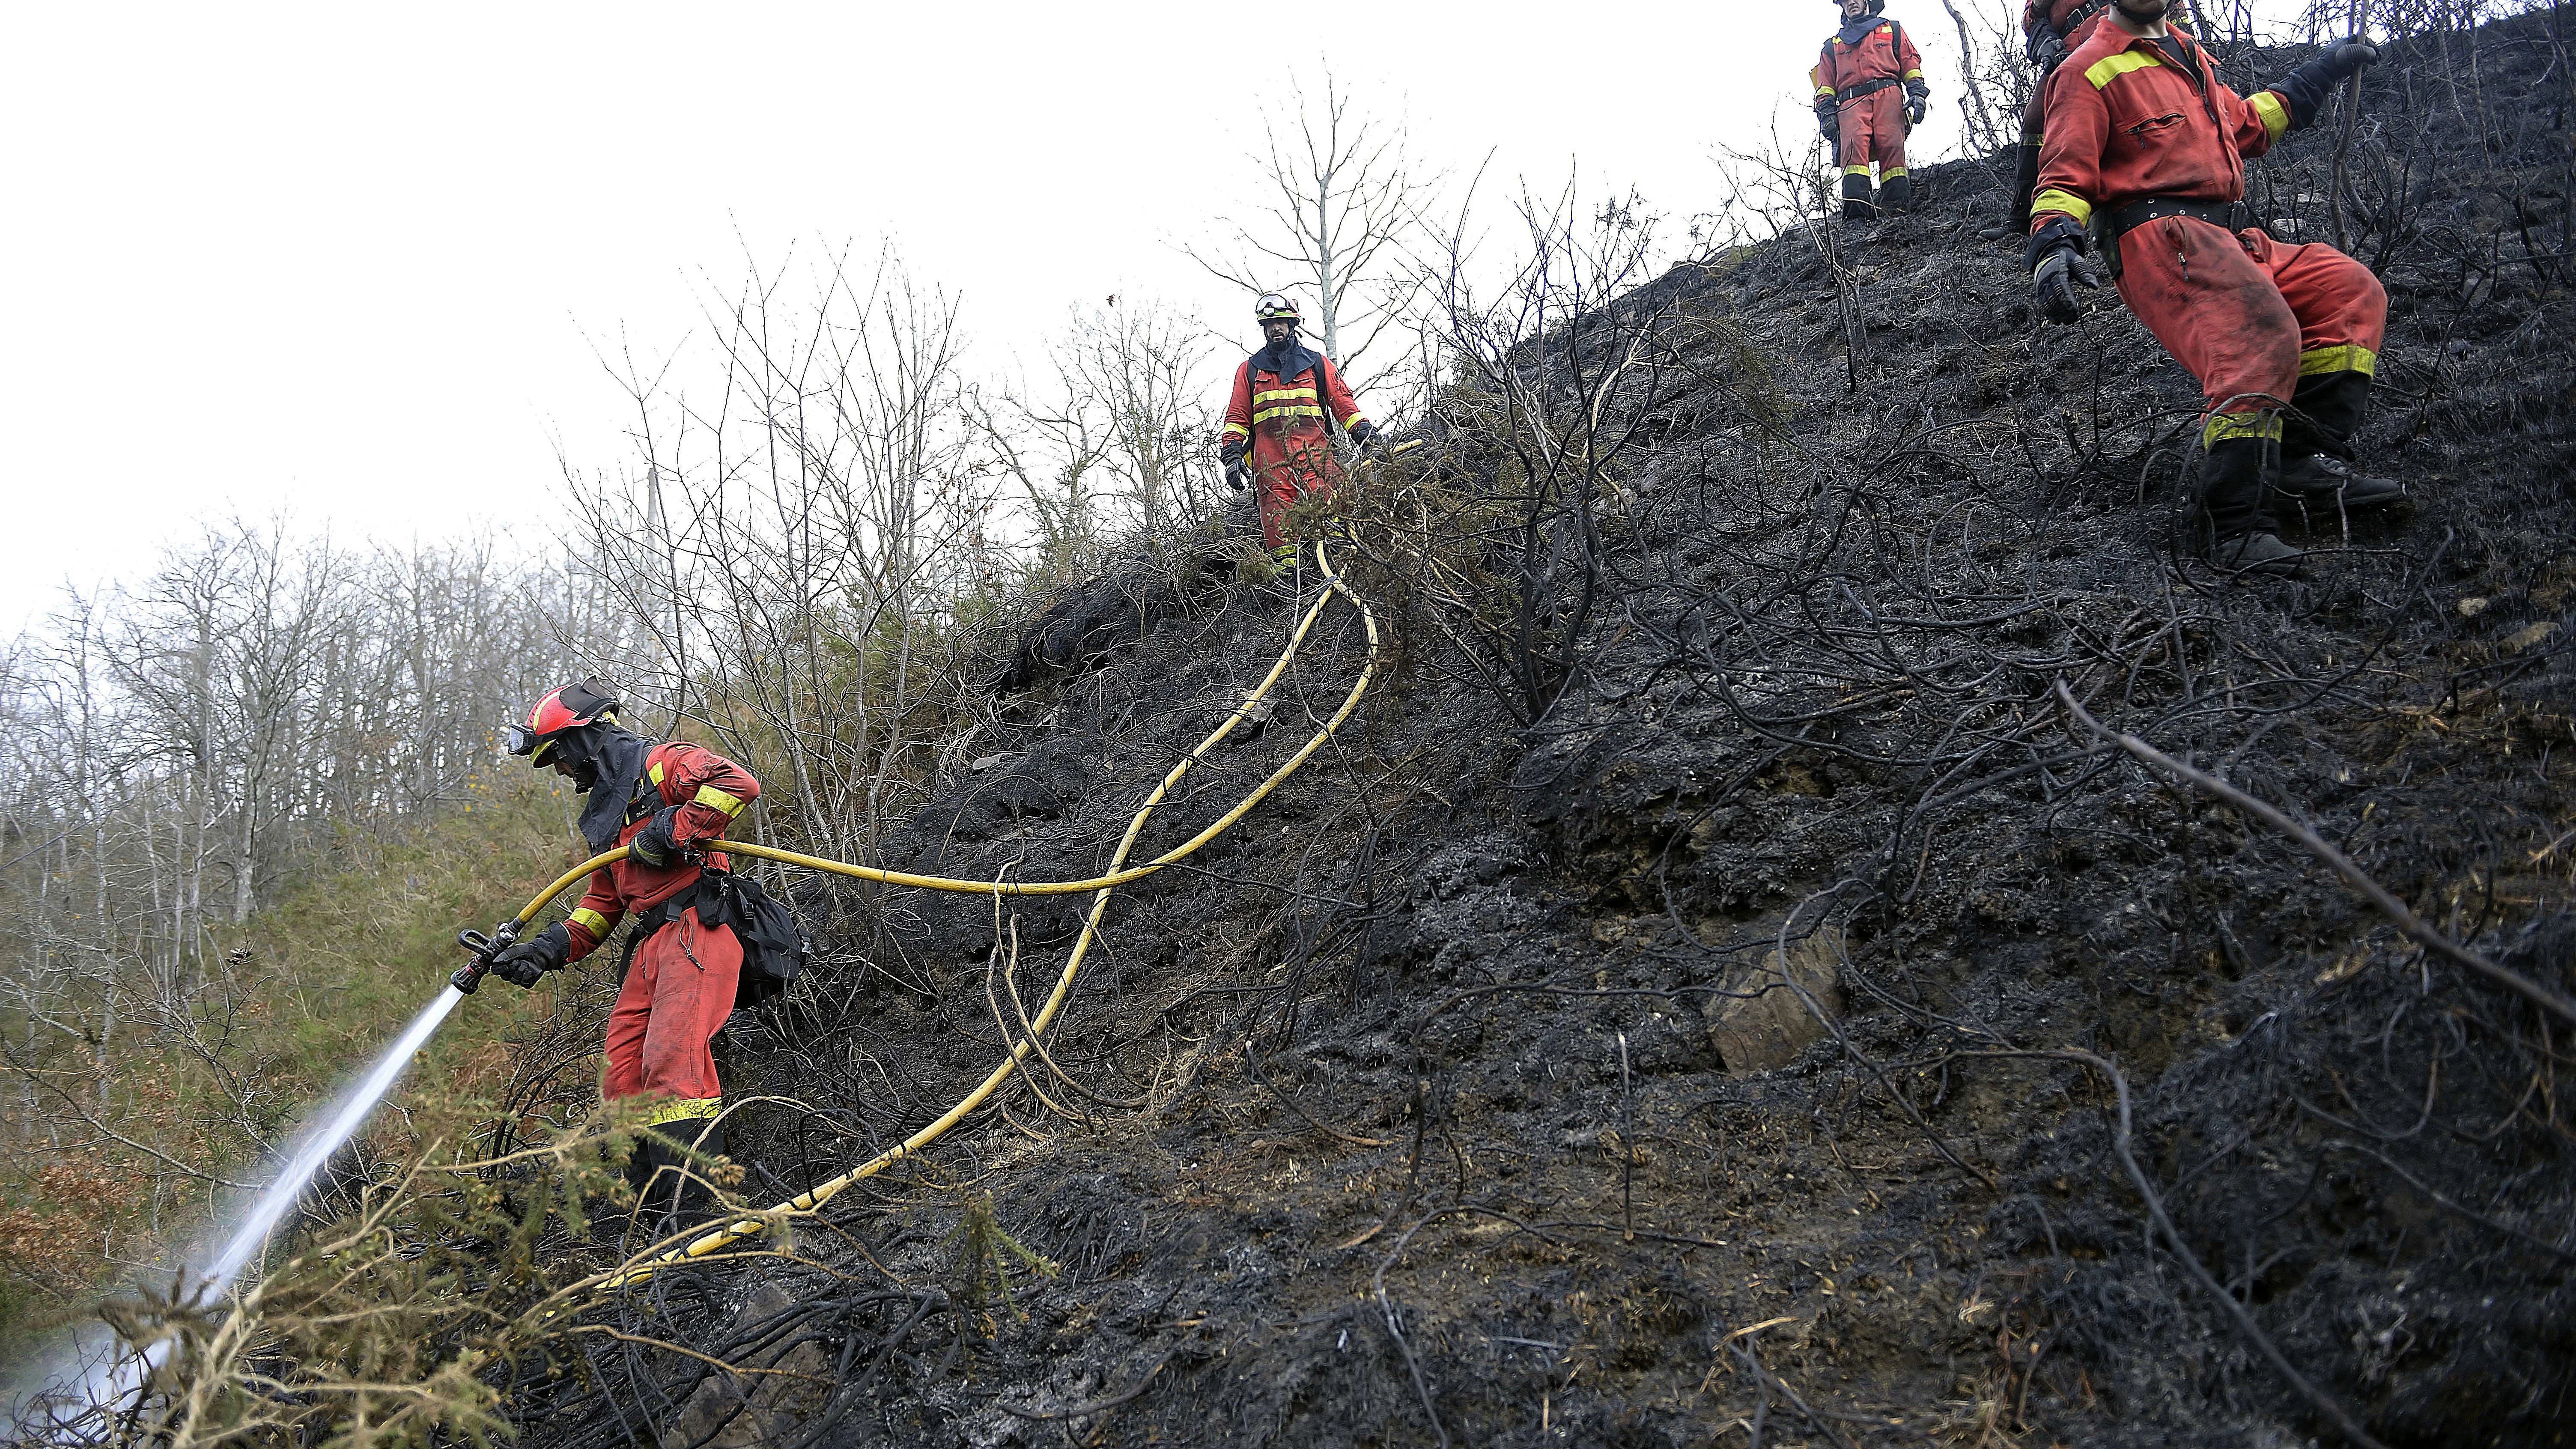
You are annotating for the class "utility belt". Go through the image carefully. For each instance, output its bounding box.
[620,864,809,1011]
[1834,76,1900,102]
[2097,196,2240,280]
[631,873,727,942]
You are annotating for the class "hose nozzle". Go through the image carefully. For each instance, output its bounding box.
[452,921,522,996]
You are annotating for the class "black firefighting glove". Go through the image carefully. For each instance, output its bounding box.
[490,924,571,990]
[1348,419,1381,453]
[2026,28,2067,72]
[2322,39,2379,80]
[1220,437,1249,491]
[2278,39,2380,127]
[1905,92,1929,127]
[2026,217,2095,326]
[1815,100,1838,140]
[628,805,687,869]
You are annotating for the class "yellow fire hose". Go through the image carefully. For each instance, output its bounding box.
[495,530,1385,1291]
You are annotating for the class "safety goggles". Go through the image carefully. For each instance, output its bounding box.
[504,723,545,759]
[1255,293,1298,322]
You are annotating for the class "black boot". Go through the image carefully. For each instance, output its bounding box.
[629,1116,724,1240]
[2213,531,2307,575]
[1881,172,1914,215]
[2274,454,2407,513]
[673,1116,723,1225]
[2280,369,2370,456]
[2200,436,2302,578]
[2275,372,2406,513]
[1841,171,1875,224]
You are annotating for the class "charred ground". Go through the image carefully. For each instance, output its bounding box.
[511,16,2575,1448]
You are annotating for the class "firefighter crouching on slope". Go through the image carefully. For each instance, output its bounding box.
[2012,0,2194,221]
[1813,0,1932,222]
[2027,0,2400,575]
[1218,292,1380,566]
[485,677,761,1222]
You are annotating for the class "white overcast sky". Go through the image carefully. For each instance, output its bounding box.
[0,2,2316,634]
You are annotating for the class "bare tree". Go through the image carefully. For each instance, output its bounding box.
[1936,0,2027,159]
[1187,69,1437,414]
[978,296,1223,573]
[1403,173,1722,724]
[564,241,1000,866]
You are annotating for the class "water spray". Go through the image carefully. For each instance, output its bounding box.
[39,939,504,1433]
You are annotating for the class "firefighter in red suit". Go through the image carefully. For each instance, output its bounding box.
[2027,0,2397,574]
[487,677,760,1219]
[1219,292,1379,564]
[1812,0,1931,221]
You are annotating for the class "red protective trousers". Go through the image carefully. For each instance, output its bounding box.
[1253,432,1341,552]
[2112,217,2386,449]
[1836,87,1910,182]
[602,915,741,1116]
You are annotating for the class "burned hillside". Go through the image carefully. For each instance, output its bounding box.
[493,15,2576,1449]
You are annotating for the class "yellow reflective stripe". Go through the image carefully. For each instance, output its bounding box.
[1252,386,1317,402]
[1881,167,1908,180]
[1221,422,1249,438]
[2086,50,2163,88]
[1845,164,1874,176]
[1815,84,1836,97]
[648,762,666,787]
[1902,69,1924,81]
[692,784,748,818]
[2201,411,2285,448]
[569,907,611,939]
[2030,188,2093,227]
[641,1096,721,1127]
[2299,344,2377,378]
[1339,411,1368,429]
[1252,405,1327,425]
[2248,90,2289,143]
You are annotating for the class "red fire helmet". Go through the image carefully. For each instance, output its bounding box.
[505,677,620,764]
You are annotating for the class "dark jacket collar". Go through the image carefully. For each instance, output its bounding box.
[1250,340,1321,382]
[1835,14,1888,46]
[573,727,653,854]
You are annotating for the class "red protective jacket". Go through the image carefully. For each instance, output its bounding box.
[1811,17,1924,102]
[1221,349,1366,458]
[2029,27,2292,233]
[560,742,760,960]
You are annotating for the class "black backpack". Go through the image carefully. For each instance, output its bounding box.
[628,865,811,1010]
[703,867,810,1010]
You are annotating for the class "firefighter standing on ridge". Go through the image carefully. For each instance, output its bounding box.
[2012,0,2194,220]
[1813,0,1932,222]
[482,677,760,1222]
[1219,292,1379,566]
[2027,0,2399,574]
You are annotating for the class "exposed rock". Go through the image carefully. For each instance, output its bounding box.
[660,1283,835,1449]
[1704,926,1846,1075]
